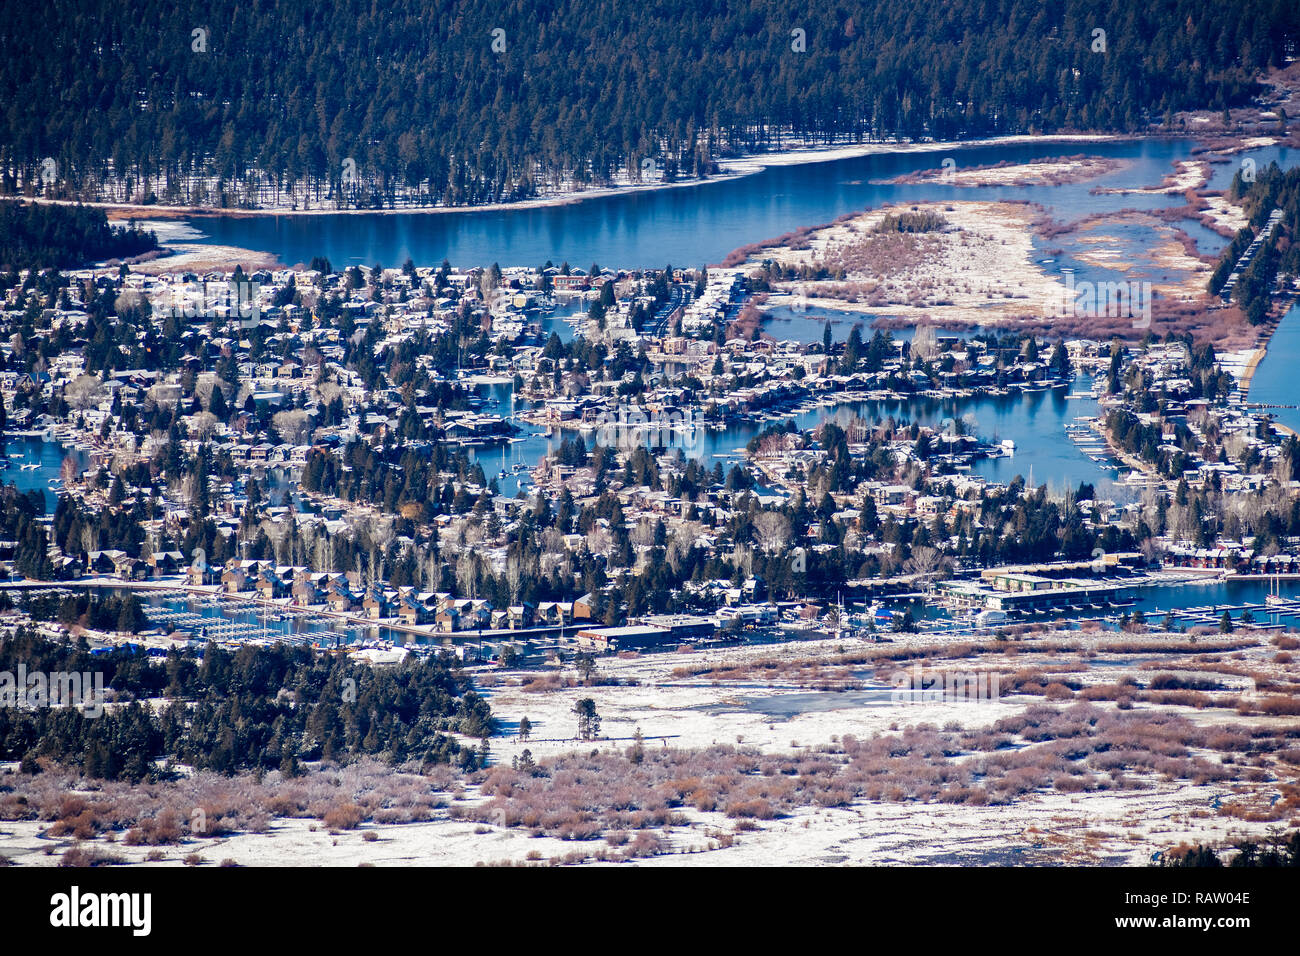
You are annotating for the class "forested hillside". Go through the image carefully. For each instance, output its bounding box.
[0,0,1296,208]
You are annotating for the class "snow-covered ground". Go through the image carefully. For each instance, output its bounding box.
[738,199,1066,325]
[15,134,1124,220]
[0,778,1254,867]
[3,629,1292,868]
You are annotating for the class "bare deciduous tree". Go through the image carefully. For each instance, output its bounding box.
[631,518,657,549]
[65,374,103,410]
[272,409,312,445]
[190,411,218,441]
[754,512,791,553]
[905,545,945,578]
[456,552,480,600]
[586,525,612,555]
[911,323,939,361]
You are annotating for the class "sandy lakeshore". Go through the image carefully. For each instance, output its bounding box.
[125,244,283,274]
[1091,160,1211,195]
[879,155,1129,188]
[731,199,1070,326]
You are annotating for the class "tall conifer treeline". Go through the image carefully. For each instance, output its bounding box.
[1,0,1295,207]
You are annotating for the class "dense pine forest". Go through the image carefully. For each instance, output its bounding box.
[1,0,1296,208]
[1161,832,1300,867]
[0,629,493,781]
[0,202,158,270]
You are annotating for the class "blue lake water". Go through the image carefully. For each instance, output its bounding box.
[1,436,87,511]
[1249,301,1300,433]
[474,374,1119,500]
[1131,577,1300,628]
[760,305,922,345]
[183,138,1291,276]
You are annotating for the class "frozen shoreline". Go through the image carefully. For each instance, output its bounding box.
[19,134,1126,221]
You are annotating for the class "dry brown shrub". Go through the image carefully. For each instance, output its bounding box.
[1219,801,1288,823]
[1053,774,1089,793]
[1149,673,1220,691]
[1079,684,1126,701]
[0,791,33,822]
[522,674,562,693]
[123,809,184,846]
[624,831,663,858]
[691,789,718,812]
[47,810,97,840]
[321,802,366,830]
[265,793,304,817]
[1258,696,1300,716]
[59,846,124,867]
[1207,732,1252,752]
[724,798,775,820]
[1144,690,1211,708]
